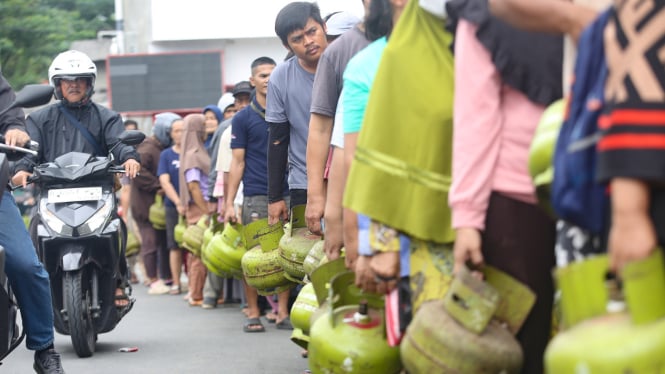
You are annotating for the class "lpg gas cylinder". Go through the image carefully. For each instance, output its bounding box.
[174,215,186,247]
[291,282,318,335]
[182,215,208,257]
[308,271,401,374]
[401,266,534,374]
[278,205,322,283]
[303,240,325,277]
[148,194,166,230]
[241,219,296,295]
[545,251,665,373]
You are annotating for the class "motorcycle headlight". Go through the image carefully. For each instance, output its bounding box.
[78,194,113,235]
[39,199,73,236]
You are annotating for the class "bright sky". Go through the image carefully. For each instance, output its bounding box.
[151,0,365,41]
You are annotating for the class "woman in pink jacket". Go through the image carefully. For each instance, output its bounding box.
[447,1,563,372]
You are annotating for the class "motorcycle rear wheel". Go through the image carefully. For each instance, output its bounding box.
[64,270,96,357]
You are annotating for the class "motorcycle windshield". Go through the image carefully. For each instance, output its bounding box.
[34,152,112,184]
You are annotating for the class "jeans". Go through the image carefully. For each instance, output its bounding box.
[0,193,54,350]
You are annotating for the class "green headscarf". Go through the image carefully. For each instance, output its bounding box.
[344,0,455,244]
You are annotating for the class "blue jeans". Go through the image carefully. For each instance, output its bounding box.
[0,193,54,350]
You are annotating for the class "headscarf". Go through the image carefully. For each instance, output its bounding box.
[178,113,210,206]
[203,105,223,123]
[344,0,455,243]
[153,112,181,148]
[446,0,563,106]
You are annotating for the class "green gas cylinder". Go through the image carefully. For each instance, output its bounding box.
[241,219,296,295]
[400,266,533,374]
[308,271,401,374]
[528,98,565,216]
[182,215,208,257]
[278,205,322,283]
[174,215,186,247]
[545,250,665,373]
[148,194,166,230]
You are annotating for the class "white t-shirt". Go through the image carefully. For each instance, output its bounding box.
[330,90,345,148]
[214,125,243,204]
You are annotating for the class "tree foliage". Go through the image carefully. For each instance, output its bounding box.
[0,0,114,89]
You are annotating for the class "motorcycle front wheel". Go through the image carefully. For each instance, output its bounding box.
[64,270,96,357]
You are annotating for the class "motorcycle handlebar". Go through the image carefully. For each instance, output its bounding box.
[0,135,38,157]
[109,166,127,174]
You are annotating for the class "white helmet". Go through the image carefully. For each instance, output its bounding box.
[48,50,97,104]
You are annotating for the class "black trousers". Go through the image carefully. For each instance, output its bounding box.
[483,192,556,374]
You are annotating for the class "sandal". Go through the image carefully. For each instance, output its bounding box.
[243,318,265,333]
[276,317,293,330]
[169,285,181,295]
[264,311,277,323]
[189,299,203,307]
[115,288,130,308]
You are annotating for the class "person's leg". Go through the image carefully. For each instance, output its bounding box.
[187,256,207,305]
[235,278,246,304]
[276,289,292,328]
[242,279,264,332]
[169,249,182,293]
[136,219,158,283]
[156,229,171,282]
[482,193,555,374]
[202,273,224,308]
[0,193,54,351]
[164,206,182,293]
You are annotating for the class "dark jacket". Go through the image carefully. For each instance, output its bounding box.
[15,101,139,172]
[130,136,164,223]
[0,73,26,137]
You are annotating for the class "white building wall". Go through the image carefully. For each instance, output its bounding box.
[112,0,364,123]
[149,38,289,89]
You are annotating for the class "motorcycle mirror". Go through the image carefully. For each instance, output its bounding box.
[0,84,54,117]
[118,130,146,146]
[107,130,145,161]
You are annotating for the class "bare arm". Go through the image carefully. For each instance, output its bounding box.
[343,132,360,267]
[608,178,657,272]
[159,173,184,215]
[489,0,598,42]
[224,149,246,222]
[306,113,334,234]
[323,147,345,263]
[188,181,209,214]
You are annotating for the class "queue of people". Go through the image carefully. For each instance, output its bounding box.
[4,0,664,372]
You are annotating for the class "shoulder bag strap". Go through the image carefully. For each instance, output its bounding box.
[57,104,105,156]
[249,101,266,119]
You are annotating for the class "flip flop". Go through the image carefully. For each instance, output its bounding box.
[243,318,265,333]
[276,317,293,330]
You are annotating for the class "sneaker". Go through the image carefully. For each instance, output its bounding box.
[34,348,65,374]
[147,280,170,295]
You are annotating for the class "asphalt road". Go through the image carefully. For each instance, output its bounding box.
[1,279,307,374]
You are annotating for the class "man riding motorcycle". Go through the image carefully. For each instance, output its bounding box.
[12,50,141,309]
[0,72,65,373]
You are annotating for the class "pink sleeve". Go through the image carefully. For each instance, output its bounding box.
[212,170,224,198]
[448,20,503,231]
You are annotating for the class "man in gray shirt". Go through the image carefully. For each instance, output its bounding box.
[266,1,329,224]
[305,0,373,262]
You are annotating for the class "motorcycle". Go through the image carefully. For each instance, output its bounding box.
[28,118,144,357]
[0,83,54,363]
